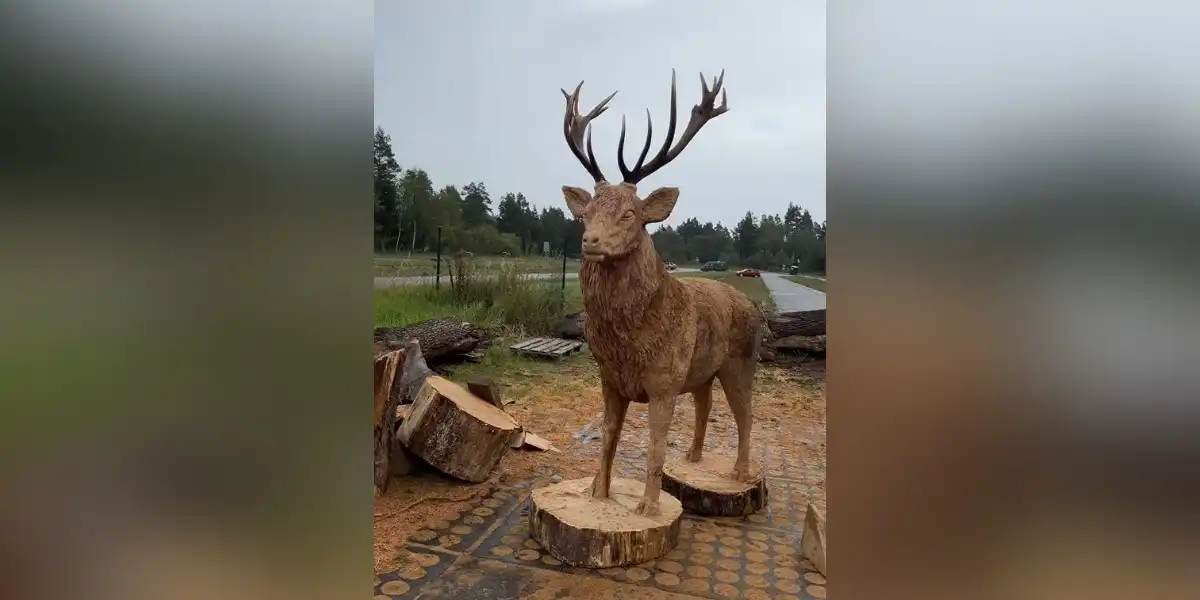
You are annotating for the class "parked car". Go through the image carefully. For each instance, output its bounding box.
[700,261,728,272]
[664,261,677,271]
[736,268,761,278]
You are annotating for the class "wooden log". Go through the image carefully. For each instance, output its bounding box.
[529,477,683,568]
[801,503,827,576]
[767,309,826,338]
[661,455,768,517]
[559,311,586,340]
[467,376,504,410]
[397,376,521,482]
[396,339,435,405]
[373,350,405,495]
[373,317,486,363]
[770,334,826,355]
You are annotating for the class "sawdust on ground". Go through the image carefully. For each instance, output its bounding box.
[373,358,825,575]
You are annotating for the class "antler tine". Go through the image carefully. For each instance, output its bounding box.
[622,69,729,185]
[560,81,616,183]
[617,108,655,182]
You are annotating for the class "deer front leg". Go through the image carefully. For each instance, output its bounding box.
[636,394,678,516]
[590,384,629,500]
[688,383,714,462]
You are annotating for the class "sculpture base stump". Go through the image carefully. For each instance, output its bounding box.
[662,454,768,517]
[529,477,682,568]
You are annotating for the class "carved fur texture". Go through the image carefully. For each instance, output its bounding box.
[565,182,764,516]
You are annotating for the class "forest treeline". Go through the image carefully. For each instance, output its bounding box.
[375,126,825,271]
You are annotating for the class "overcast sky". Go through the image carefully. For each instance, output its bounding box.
[375,0,825,228]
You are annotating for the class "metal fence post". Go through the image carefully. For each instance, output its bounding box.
[435,226,442,291]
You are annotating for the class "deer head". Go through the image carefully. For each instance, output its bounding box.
[559,70,729,263]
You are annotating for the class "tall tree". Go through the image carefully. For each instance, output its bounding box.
[460,181,493,226]
[733,212,760,260]
[373,126,402,252]
[396,168,436,253]
[539,207,568,254]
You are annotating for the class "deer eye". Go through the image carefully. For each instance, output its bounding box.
[621,210,635,220]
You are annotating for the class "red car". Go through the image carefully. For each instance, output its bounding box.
[736,268,761,278]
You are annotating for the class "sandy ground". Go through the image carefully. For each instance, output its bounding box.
[373,357,826,576]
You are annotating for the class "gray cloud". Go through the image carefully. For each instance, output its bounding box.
[376,0,825,227]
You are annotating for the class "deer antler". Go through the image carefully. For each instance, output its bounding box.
[618,69,729,185]
[561,81,617,183]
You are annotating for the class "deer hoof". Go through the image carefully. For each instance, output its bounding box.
[635,498,661,516]
[589,477,609,500]
[730,463,751,482]
[687,448,703,462]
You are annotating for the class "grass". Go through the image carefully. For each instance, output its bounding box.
[375,253,579,278]
[786,274,826,292]
[675,272,776,312]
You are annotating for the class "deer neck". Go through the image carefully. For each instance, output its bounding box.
[579,231,669,328]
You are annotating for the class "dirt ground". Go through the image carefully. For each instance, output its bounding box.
[373,356,826,577]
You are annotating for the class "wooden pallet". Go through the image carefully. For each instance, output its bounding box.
[509,337,584,359]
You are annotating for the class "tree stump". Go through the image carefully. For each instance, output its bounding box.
[529,477,683,568]
[396,375,520,482]
[661,455,768,517]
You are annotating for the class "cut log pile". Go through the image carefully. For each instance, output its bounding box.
[373,340,557,489]
[560,308,826,359]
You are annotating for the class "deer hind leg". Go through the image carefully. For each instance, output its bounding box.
[688,380,715,462]
[718,357,756,482]
[590,382,629,500]
[636,393,678,516]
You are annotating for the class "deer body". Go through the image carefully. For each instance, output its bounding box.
[557,69,761,515]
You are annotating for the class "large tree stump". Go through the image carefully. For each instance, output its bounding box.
[397,376,520,482]
[662,455,768,517]
[373,350,405,495]
[529,477,683,568]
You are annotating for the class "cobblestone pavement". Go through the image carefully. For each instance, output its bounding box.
[375,399,826,599]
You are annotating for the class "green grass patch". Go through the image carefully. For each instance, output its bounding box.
[374,262,582,338]
[786,275,826,292]
[675,272,776,311]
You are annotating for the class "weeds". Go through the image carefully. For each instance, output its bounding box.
[375,256,581,337]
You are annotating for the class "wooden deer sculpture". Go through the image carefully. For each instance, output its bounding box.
[559,70,765,516]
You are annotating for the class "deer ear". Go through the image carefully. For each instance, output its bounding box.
[562,186,592,219]
[640,187,680,223]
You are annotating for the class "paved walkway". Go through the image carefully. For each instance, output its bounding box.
[375,399,827,600]
[761,272,826,311]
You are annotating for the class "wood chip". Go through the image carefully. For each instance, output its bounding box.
[521,431,560,453]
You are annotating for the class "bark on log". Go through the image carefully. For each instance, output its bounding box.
[397,376,520,482]
[662,455,768,517]
[373,317,487,363]
[559,311,586,340]
[529,477,683,568]
[373,350,405,495]
[769,334,826,355]
[767,309,826,338]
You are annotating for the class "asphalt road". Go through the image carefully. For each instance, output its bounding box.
[374,267,701,288]
[761,271,826,311]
